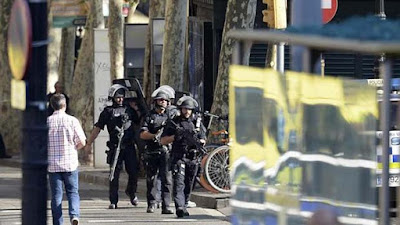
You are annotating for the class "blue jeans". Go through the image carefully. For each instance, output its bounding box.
[49,170,80,225]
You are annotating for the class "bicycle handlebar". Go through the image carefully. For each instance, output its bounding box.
[203,111,228,121]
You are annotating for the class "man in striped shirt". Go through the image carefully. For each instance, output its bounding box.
[48,94,87,225]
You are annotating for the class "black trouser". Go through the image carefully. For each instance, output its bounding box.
[145,150,172,208]
[0,133,7,156]
[108,145,138,204]
[171,158,197,210]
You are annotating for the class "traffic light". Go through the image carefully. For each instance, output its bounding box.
[262,0,287,29]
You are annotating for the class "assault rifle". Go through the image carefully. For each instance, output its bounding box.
[169,120,207,157]
[109,114,130,181]
[169,119,207,193]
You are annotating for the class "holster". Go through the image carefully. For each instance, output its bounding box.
[187,148,201,161]
[105,141,117,164]
[172,160,186,176]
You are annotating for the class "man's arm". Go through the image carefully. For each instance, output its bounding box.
[84,126,101,151]
[139,114,156,140]
[160,135,174,145]
[140,130,156,140]
[82,126,101,162]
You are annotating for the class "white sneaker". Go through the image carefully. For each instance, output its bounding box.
[71,217,79,225]
[186,201,197,208]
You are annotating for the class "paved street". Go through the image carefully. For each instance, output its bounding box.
[0,166,230,225]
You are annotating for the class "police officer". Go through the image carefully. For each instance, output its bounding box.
[85,84,140,209]
[160,96,206,218]
[150,85,177,208]
[152,85,178,119]
[140,90,174,214]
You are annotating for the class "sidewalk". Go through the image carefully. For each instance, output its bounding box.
[0,155,231,211]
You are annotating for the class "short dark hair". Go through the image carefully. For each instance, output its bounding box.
[50,94,66,110]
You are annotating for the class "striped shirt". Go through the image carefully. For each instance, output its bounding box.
[47,110,86,172]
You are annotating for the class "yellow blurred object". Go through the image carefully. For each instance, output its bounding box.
[262,0,287,29]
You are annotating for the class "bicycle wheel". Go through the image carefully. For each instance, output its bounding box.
[204,144,222,153]
[205,145,230,193]
[195,144,221,192]
[196,154,219,193]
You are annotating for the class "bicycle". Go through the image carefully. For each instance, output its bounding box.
[197,111,230,193]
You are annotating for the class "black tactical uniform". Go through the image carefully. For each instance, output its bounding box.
[161,96,206,218]
[141,109,173,213]
[95,96,140,207]
[149,86,178,209]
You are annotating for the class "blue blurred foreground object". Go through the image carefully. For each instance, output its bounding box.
[286,15,400,42]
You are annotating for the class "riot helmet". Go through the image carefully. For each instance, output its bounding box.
[152,89,170,110]
[151,85,175,100]
[158,85,175,100]
[108,84,128,101]
[176,96,198,110]
[151,89,169,101]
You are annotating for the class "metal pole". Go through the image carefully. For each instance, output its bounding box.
[242,41,252,66]
[377,0,386,19]
[22,0,48,225]
[290,0,321,72]
[277,43,285,73]
[380,58,392,225]
[232,41,241,66]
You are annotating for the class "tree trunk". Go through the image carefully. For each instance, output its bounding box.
[47,27,62,93]
[143,0,165,103]
[160,0,187,91]
[0,0,23,154]
[126,0,140,23]
[210,0,257,131]
[70,0,103,165]
[109,0,124,80]
[58,27,76,95]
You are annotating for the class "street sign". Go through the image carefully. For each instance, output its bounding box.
[7,0,32,80]
[51,0,88,27]
[322,0,338,24]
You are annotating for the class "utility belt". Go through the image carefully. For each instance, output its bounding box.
[143,145,169,162]
[105,141,131,164]
[171,158,199,177]
[171,148,201,161]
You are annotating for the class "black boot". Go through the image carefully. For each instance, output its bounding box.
[161,207,174,214]
[176,208,184,218]
[147,204,155,213]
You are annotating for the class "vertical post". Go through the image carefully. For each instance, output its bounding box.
[376,0,386,19]
[242,41,253,66]
[22,0,48,225]
[380,58,392,225]
[232,41,242,66]
[302,48,311,73]
[277,42,285,73]
[321,55,325,77]
[290,0,321,72]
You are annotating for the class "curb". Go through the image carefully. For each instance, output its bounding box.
[191,192,230,209]
[0,158,21,168]
[0,157,230,210]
